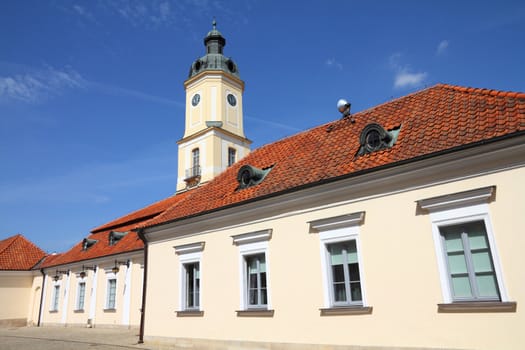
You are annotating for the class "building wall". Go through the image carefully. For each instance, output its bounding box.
[144,166,525,350]
[40,255,143,328]
[0,272,34,326]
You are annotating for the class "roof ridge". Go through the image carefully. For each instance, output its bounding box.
[436,83,525,99]
[0,234,21,255]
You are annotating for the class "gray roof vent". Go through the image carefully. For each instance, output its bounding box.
[82,238,98,251]
[109,231,128,246]
[237,165,272,189]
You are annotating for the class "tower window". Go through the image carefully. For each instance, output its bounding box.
[228,148,236,167]
[191,148,201,178]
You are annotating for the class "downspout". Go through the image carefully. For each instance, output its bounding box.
[137,229,148,344]
[37,269,46,327]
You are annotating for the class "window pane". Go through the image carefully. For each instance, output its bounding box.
[350,282,362,301]
[330,245,344,265]
[261,289,267,305]
[249,289,258,305]
[443,230,464,252]
[476,274,499,298]
[345,241,358,264]
[259,258,266,273]
[451,276,472,298]
[447,252,468,274]
[248,257,258,273]
[348,263,360,281]
[332,265,345,283]
[333,283,347,302]
[472,251,493,273]
[249,273,258,288]
[260,272,267,288]
[467,222,489,249]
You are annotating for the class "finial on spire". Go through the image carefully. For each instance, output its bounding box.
[212,18,217,30]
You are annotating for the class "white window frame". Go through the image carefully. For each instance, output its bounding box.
[75,277,87,311]
[175,242,205,312]
[50,282,61,312]
[309,212,368,308]
[418,186,508,304]
[105,272,117,310]
[232,230,272,310]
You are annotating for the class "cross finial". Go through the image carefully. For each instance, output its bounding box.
[212,18,217,30]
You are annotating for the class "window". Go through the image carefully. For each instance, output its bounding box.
[76,281,86,310]
[326,241,362,305]
[232,229,273,315]
[228,147,236,167]
[184,262,200,309]
[309,212,371,315]
[106,278,117,309]
[245,254,267,308]
[50,284,60,311]
[174,242,205,315]
[417,186,515,312]
[192,148,200,169]
[439,220,499,301]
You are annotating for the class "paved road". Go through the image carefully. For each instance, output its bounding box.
[0,326,155,350]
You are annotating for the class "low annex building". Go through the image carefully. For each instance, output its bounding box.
[0,234,46,327]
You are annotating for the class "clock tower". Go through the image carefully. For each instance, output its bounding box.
[177,21,251,191]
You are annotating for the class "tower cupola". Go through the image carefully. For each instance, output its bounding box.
[188,20,240,79]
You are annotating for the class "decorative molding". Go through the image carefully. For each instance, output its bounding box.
[309,212,365,233]
[320,306,373,316]
[438,301,516,313]
[174,242,205,255]
[236,309,274,317]
[417,186,495,212]
[231,229,272,246]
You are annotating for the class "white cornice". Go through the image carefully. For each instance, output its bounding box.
[184,71,244,91]
[416,186,495,212]
[174,241,205,255]
[145,134,525,243]
[231,229,272,245]
[308,212,365,233]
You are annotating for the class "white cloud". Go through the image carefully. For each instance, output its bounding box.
[394,69,428,89]
[437,40,449,55]
[325,58,343,70]
[0,67,85,103]
[388,53,427,89]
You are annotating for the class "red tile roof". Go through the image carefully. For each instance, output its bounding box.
[0,234,46,270]
[41,192,191,268]
[143,84,525,228]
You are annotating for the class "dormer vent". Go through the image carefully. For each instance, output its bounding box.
[109,231,127,246]
[82,238,98,251]
[237,165,272,189]
[357,123,400,156]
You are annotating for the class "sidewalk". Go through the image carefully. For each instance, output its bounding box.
[0,326,153,350]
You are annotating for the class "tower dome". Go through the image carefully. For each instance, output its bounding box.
[188,20,240,78]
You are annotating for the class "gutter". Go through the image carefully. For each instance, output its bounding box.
[37,269,46,327]
[136,229,148,344]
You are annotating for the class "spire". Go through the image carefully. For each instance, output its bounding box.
[188,20,239,78]
[204,18,226,54]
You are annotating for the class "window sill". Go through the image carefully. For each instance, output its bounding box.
[103,308,116,313]
[236,309,274,317]
[176,310,204,317]
[49,310,58,313]
[74,309,84,313]
[438,301,517,313]
[320,306,373,316]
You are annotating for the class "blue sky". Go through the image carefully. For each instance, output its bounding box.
[1,1,524,252]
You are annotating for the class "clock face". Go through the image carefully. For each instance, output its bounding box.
[191,94,200,106]
[227,93,237,107]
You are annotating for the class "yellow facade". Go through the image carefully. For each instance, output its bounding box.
[0,272,37,326]
[177,71,251,191]
[144,146,525,349]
